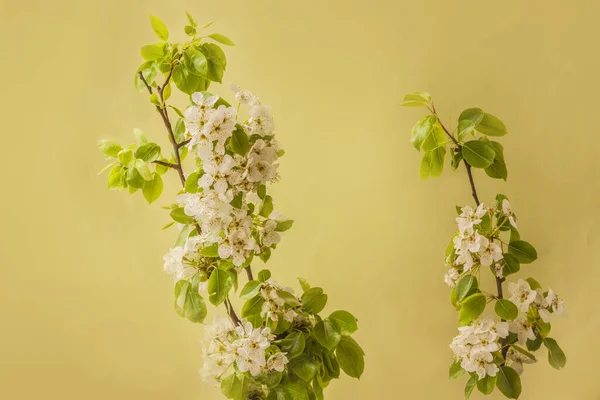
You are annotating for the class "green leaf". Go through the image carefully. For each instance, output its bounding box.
[170,207,195,224]
[465,375,477,399]
[301,287,327,314]
[512,344,537,362]
[140,43,165,61]
[401,91,432,107]
[142,174,163,204]
[336,337,364,379]
[135,142,161,162]
[314,319,342,350]
[184,47,208,77]
[126,167,145,189]
[230,127,250,156]
[495,366,521,399]
[476,113,507,137]
[275,220,294,232]
[485,141,508,180]
[241,295,264,318]
[526,334,542,351]
[502,253,521,277]
[221,373,249,400]
[282,382,309,400]
[277,290,301,307]
[525,277,542,290]
[200,43,227,83]
[449,360,464,379]
[185,11,197,27]
[477,374,496,395]
[172,64,205,95]
[258,269,271,282]
[455,276,478,302]
[458,293,486,326]
[149,14,169,41]
[118,149,135,168]
[329,310,358,335]
[200,244,219,257]
[495,299,518,321]
[292,358,317,382]
[259,195,274,218]
[457,108,484,141]
[257,184,266,199]
[421,121,446,152]
[461,140,495,168]
[107,165,124,189]
[298,278,310,292]
[208,268,233,306]
[508,240,537,264]
[420,147,446,180]
[280,331,306,360]
[184,171,200,193]
[411,115,437,151]
[98,139,122,157]
[174,224,194,247]
[544,338,566,369]
[174,280,207,323]
[209,33,235,46]
[240,280,262,299]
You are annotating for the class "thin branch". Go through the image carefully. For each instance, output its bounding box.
[245,266,254,281]
[152,160,178,169]
[432,106,507,360]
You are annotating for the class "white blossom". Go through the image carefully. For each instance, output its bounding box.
[502,199,518,228]
[539,288,567,322]
[478,242,503,267]
[266,352,289,372]
[509,317,536,345]
[506,347,535,375]
[444,267,460,288]
[508,279,537,312]
[246,105,275,137]
[230,83,260,106]
[456,203,487,232]
[162,236,204,281]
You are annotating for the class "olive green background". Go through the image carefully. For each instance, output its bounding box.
[1,0,599,398]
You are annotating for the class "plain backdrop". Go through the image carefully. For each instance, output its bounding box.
[1,0,599,399]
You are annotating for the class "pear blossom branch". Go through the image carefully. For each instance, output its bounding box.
[433,106,508,359]
[138,70,242,325]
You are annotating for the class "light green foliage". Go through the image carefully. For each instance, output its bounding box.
[174,280,207,323]
[405,92,565,399]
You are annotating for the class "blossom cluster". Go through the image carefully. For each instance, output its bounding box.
[201,316,289,385]
[451,318,509,378]
[171,85,285,268]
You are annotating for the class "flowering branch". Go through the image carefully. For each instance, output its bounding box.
[98,13,365,399]
[404,92,567,399]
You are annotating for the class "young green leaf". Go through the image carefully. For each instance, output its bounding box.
[142,174,163,204]
[149,15,169,41]
[275,220,294,232]
[170,207,195,224]
[259,195,274,218]
[258,269,271,282]
[140,43,165,61]
[476,113,507,137]
[241,295,265,318]
[411,115,437,151]
[420,147,446,180]
[508,240,538,264]
[209,33,236,46]
[135,142,161,162]
[457,108,484,141]
[98,139,122,157]
[200,43,227,83]
[461,140,495,168]
[174,280,207,323]
[401,91,432,107]
[221,373,249,400]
